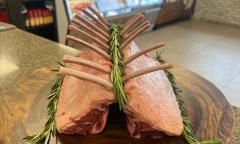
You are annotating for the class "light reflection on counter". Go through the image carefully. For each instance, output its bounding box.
[0,58,19,76]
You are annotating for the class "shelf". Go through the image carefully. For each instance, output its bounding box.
[25,23,53,30]
[22,0,47,2]
[6,0,58,41]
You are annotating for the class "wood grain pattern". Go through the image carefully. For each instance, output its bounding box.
[0,66,235,144]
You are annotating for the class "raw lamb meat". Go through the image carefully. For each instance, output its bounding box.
[56,42,183,137]
[56,6,183,138]
[123,42,183,138]
[55,51,115,135]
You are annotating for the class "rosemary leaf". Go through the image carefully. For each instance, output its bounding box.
[155,52,222,144]
[57,61,65,67]
[23,64,64,144]
[108,24,127,110]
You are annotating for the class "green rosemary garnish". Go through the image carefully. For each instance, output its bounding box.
[156,52,222,144]
[23,63,65,144]
[108,24,127,110]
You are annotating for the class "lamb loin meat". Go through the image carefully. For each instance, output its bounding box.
[123,42,183,138]
[55,51,115,135]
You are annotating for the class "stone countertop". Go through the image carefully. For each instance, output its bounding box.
[0,28,239,144]
[0,28,79,96]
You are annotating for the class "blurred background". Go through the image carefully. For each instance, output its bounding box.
[0,0,196,43]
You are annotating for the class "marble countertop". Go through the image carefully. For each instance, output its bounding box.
[0,28,239,144]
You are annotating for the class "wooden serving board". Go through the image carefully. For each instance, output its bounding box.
[0,67,235,144]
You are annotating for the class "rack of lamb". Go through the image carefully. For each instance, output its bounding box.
[56,7,183,138]
[24,6,222,144]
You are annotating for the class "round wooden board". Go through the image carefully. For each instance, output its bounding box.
[0,66,235,144]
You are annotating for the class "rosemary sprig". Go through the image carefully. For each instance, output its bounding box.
[24,63,65,144]
[108,24,127,110]
[156,52,222,144]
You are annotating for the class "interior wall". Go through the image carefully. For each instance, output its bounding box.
[55,1,68,44]
[194,0,240,26]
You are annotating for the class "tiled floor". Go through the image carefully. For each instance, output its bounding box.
[135,20,240,107]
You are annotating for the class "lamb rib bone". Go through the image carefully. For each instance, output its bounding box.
[72,18,108,43]
[123,63,173,81]
[121,21,150,49]
[61,58,172,87]
[121,14,145,35]
[59,67,113,89]
[126,13,143,25]
[63,55,111,73]
[75,14,109,39]
[79,8,109,33]
[125,21,150,39]
[66,35,109,59]
[68,25,109,51]
[124,42,165,65]
[87,6,108,26]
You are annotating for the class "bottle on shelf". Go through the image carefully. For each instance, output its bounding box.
[46,10,51,24]
[25,8,54,28]
[49,10,53,23]
[29,10,35,27]
[38,9,43,25]
[34,10,40,26]
[43,10,47,25]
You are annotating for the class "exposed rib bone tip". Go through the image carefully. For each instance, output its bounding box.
[146,21,151,26]
[62,55,69,61]
[166,63,173,69]
[121,21,151,49]
[71,19,76,22]
[157,42,165,46]
[65,35,71,40]
[123,63,173,81]
[59,67,65,75]
[139,14,145,19]
[68,25,74,30]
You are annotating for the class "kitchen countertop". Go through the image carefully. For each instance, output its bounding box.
[0,28,239,144]
[0,28,79,96]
